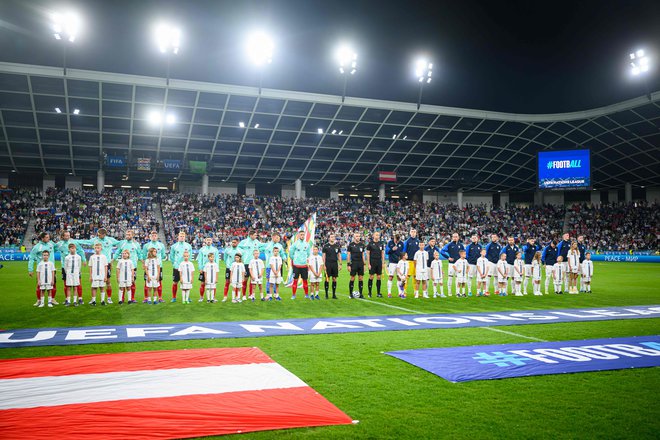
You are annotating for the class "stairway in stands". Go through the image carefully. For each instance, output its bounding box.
[563,209,572,233]
[253,201,267,224]
[153,201,168,246]
[22,216,38,251]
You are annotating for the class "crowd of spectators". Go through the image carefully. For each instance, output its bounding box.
[2,186,656,252]
[566,202,659,252]
[33,188,160,244]
[161,194,266,248]
[0,188,39,247]
[160,194,568,247]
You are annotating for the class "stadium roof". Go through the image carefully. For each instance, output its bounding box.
[0,61,659,192]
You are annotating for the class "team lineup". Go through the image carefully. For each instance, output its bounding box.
[30,226,595,308]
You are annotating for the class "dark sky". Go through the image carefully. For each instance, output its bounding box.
[1,0,659,113]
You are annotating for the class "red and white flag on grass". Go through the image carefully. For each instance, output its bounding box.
[0,347,352,439]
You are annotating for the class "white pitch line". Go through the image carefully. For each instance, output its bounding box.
[358,298,424,314]
[359,298,549,342]
[479,326,548,342]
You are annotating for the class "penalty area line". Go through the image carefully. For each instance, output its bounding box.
[359,298,549,342]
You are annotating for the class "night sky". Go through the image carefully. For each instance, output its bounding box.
[1,0,659,113]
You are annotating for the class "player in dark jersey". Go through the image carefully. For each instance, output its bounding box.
[322,233,341,299]
[366,231,385,298]
[346,232,366,298]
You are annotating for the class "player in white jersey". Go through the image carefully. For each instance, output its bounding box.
[496,254,508,296]
[513,252,524,296]
[413,240,429,298]
[89,243,109,306]
[476,249,489,297]
[267,247,284,301]
[203,252,220,303]
[63,243,82,307]
[453,250,469,297]
[116,250,136,304]
[36,250,56,307]
[178,251,195,304]
[396,253,409,298]
[531,252,542,296]
[144,247,161,304]
[308,246,324,300]
[230,253,246,303]
[567,242,580,294]
[581,252,594,293]
[553,256,564,294]
[430,251,445,298]
[249,249,265,301]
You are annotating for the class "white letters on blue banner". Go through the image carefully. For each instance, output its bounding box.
[386,336,660,382]
[0,305,659,348]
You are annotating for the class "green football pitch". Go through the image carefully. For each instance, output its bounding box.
[1,260,659,439]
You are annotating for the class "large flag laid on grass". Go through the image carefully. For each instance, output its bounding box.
[0,347,352,439]
[285,213,316,287]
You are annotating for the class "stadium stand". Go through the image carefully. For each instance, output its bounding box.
[0,188,39,247]
[566,202,659,251]
[32,189,160,244]
[161,194,265,248]
[4,187,655,252]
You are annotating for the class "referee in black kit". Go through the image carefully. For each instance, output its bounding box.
[322,233,341,299]
[347,232,367,298]
[366,231,385,298]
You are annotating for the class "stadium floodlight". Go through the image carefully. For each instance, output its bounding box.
[629,49,651,76]
[155,23,181,55]
[52,11,81,42]
[246,31,274,94]
[73,108,80,115]
[239,121,245,128]
[337,45,358,75]
[414,57,433,109]
[336,44,358,102]
[246,32,274,66]
[51,11,81,76]
[148,111,176,126]
[254,123,260,128]
[415,58,433,83]
[317,128,323,134]
[629,49,652,101]
[54,107,62,113]
[154,22,181,86]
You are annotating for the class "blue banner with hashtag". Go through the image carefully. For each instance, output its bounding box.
[386,336,660,382]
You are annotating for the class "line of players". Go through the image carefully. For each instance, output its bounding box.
[334,229,594,299]
[28,227,595,307]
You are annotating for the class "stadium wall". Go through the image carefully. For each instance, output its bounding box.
[647,187,660,204]
[282,185,306,198]
[544,192,565,206]
[65,176,82,190]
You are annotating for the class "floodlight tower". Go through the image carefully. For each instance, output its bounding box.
[51,11,81,75]
[415,58,433,110]
[155,23,181,86]
[246,32,274,94]
[337,45,358,102]
[629,49,652,101]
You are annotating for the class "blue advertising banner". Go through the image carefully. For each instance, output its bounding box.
[1,305,658,348]
[106,156,126,168]
[590,254,660,263]
[386,336,660,382]
[538,149,591,189]
[162,159,181,171]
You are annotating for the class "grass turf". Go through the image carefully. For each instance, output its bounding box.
[1,260,659,439]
